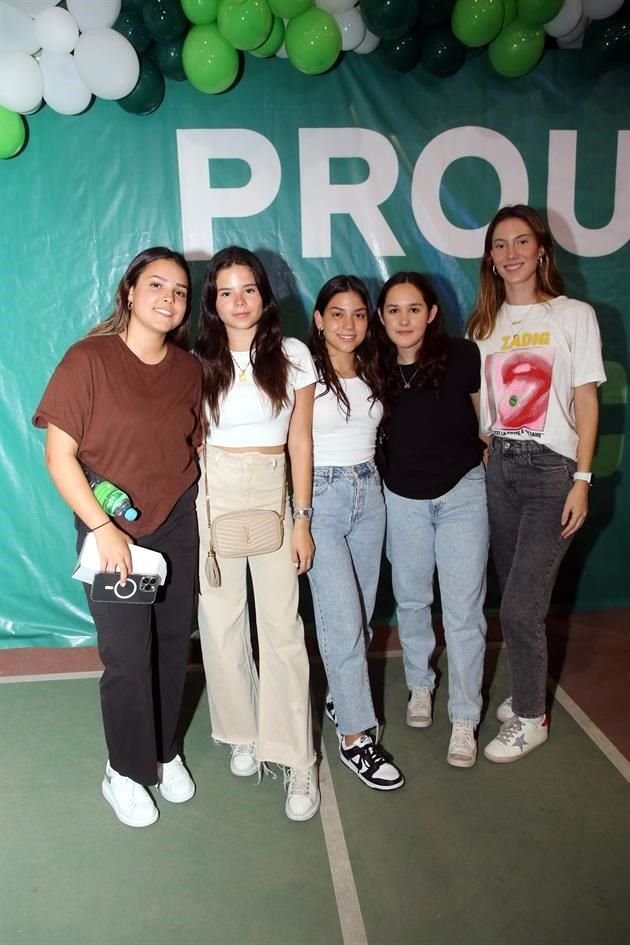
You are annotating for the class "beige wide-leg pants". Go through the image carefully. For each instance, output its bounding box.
[197,447,315,770]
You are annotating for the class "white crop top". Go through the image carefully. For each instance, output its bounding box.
[206,337,317,448]
[313,376,383,467]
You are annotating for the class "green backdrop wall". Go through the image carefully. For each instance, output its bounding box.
[2,50,628,647]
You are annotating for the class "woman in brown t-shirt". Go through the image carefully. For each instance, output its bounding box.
[33,246,203,829]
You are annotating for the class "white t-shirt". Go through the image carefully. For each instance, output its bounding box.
[313,376,383,467]
[475,296,606,461]
[206,337,317,448]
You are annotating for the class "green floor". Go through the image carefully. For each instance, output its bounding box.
[1,652,628,945]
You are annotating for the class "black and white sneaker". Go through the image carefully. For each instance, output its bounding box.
[339,734,404,791]
[324,691,337,726]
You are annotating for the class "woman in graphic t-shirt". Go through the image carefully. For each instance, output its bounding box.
[194,246,320,822]
[33,247,203,827]
[467,204,606,763]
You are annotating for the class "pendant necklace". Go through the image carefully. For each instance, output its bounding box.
[505,302,537,339]
[232,352,252,383]
[399,364,419,390]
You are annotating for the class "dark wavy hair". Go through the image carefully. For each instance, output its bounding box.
[194,246,290,427]
[307,275,381,418]
[87,246,192,350]
[374,272,448,410]
[467,204,565,341]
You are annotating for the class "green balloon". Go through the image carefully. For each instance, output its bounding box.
[359,0,420,41]
[142,0,188,41]
[488,18,544,76]
[123,0,146,12]
[418,0,455,29]
[249,15,284,55]
[268,0,311,18]
[380,30,422,71]
[118,54,166,113]
[181,0,220,24]
[218,0,273,50]
[182,23,240,92]
[516,0,562,27]
[451,0,503,47]
[114,9,152,51]
[582,8,630,75]
[150,37,187,79]
[285,7,341,74]
[0,105,25,160]
[420,25,466,75]
[503,0,517,25]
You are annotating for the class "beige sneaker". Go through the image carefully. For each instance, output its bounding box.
[447,721,477,768]
[496,696,514,723]
[284,764,320,822]
[406,687,433,728]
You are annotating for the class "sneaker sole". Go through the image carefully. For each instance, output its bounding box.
[339,751,405,791]
[102,779,159,828]
[447,752,477,769]
[406,715,432,729]
[484,734,548,764]
[230,762,258,778]
[157,782,195,803]
[285,794,321,822]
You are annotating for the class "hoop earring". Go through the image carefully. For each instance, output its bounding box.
[492,264,498,276]
[538,255,544,268]
[127,298,133,310]
[318,328,324,339]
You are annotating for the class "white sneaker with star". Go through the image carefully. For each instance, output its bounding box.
[484,714,549,764]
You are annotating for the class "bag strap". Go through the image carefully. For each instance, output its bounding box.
[203,444,287,530]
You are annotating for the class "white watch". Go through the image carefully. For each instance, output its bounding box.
[573,471,592,485]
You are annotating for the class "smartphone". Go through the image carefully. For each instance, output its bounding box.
[90,572,160,605]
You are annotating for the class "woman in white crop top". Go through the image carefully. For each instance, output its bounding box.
[193,246,319,822]
[307,275,404,792]
[467,205,605,765]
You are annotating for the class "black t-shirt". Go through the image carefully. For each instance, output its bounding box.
[384,337,485,500]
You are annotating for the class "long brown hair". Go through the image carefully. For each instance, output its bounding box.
[307,275,381,418]
[86,246,192,350]
[194,246,290,427]
[466,205,565,341]
[374,272,449,411]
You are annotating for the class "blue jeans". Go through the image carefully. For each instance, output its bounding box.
[384,466,489,724]
[486,438,576,718]
[307,461,385,735]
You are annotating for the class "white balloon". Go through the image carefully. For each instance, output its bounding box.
[582,0,623,18]
[0,0,39,53]
[40,49,91,114]
[0,50,43,112]
[66,0,121,32]
[353,27,379,53]
[74,29,139,100]
[275,41,288,57]
[557,11,589,45]
[334,7,365,50]
[315,0,355,14]
[3,0,60,15]
[34,7,79,54]
[544,0,583,38]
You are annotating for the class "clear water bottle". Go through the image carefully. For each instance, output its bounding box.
[82,465,139,522]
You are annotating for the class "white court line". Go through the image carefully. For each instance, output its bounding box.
[0,670,102,684]
[550,681,630,783]
[319,741,368,945]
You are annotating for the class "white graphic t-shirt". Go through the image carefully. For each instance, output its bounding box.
[475,296,606,461]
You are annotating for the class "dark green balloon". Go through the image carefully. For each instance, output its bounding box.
[380,29,421,70]
[582,8,630,75]
[359,0,420,41]
[249,14,284,56]
[123,0,146,12]
[149,38,187,79]
[142,0,188,41]
[114,9,152,52]
[418,0,455,29]
[517,0,562,27]
[118,55,165,114]
[421,25,466,75]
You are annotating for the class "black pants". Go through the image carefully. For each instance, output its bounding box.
[77,483,198,785]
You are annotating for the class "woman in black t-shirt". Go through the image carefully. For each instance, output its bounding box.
[375,272,489,768]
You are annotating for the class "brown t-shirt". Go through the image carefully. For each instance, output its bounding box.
[33,334,203,537]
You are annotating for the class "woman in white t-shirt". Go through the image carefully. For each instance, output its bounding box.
[194,246,319,821]
[307,275,404,791]
[467,205,606,764]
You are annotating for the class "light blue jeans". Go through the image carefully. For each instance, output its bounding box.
[384,465,489,724]
[307,461,385,735]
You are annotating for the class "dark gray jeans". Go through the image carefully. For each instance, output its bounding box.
[486,438,576,718]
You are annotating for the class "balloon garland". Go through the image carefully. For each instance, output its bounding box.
[0,0,628,159]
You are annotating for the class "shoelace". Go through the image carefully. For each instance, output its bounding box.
[495,716,524,744]
[409,689,431,711]
[230,742,256,760]
[284,766,312,795]
[347,736,388,766]
[450,722,474,754]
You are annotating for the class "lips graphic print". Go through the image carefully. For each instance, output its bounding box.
[495,351,553,430]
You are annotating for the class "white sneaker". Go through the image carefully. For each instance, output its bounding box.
[406,687,433,728]
[230,743,258,777]
[447,721,477,768]
[158,755,195,803]
[496,696,514,723]
[484,715,549,764]
[284,764,320,822]
[102,761,158,828]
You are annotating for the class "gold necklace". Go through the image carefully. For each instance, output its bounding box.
[505,302,538,339]
[231,352,252,383]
